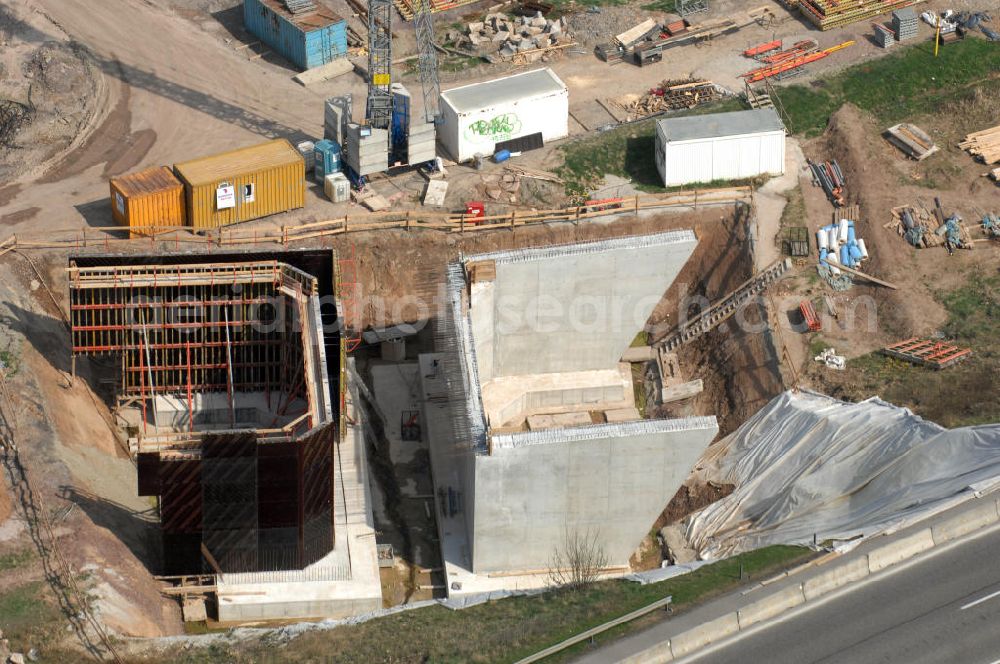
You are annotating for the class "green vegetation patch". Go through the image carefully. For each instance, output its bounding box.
[839,271,1000,428]
[161,545,810,664]
[0,548,34,571]
[773,38,1000,136]
[556,97,748,197]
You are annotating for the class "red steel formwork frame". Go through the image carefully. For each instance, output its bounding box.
[883,338,973,369]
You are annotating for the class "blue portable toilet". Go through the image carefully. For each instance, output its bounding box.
[314,139,341,182]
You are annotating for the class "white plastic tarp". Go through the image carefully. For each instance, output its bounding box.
[686,390,1000,559]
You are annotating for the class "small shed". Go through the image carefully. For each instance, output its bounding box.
[655,108,785,187]
[109,166,186,238]
[243,0,347,71]
[438,68,569,163]
[172,139,305,230]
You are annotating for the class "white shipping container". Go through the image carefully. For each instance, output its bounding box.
[438,68,569,162]
[655,109,786,187]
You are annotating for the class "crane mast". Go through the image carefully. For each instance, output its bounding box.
[365,0,393,130]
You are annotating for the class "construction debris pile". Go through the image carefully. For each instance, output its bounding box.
[960,124,1000,164]
[615,79,723,118]
[814,346,846,370]
[887,203,974,251]
[808,158,846,206]
[922,10,998,40]
[983,213,1000,239]
[464,12,571,61]
[478,164,563,203]
[792,0,923,31]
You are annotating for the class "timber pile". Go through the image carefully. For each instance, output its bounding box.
[394,0,480,20]
[796,0,924,31]
[504,164,563,184]
[960,125,1000,164]
[616,79,721,117]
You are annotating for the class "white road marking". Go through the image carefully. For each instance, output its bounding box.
[960,589,1000,611]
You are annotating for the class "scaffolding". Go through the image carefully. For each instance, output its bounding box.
[676,0,708,17]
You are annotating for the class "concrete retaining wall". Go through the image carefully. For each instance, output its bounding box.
[737,583,805,629]
[931,499,1000,545]
[867,528,935,572]
[802,556,869,601]
[669,612,740,658]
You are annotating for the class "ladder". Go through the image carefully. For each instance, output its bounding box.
[655,258,792,352]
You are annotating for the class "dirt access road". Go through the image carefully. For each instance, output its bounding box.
[0,0,983,239]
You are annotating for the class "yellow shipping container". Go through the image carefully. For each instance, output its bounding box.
[173,139,306,230]
[109,166,186,238]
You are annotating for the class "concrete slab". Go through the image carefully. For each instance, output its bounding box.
[293,57,354,86]
[662,379,704,403]
[422,180,449,207]
[480,365,632,428]
[605,407,642,423]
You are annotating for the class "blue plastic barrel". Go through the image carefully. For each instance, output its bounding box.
[840,244,850,267]
[847,226,856,243]
[493,149,511,163]
[849,244,862,262]
[819,247,828,261]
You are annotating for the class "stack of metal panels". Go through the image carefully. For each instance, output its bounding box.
[284,0,317,14]
[891,8,918,40]
[406,121,437,164]
[324,95,352,144]
[342,124,390,176]
[874,22,896,48]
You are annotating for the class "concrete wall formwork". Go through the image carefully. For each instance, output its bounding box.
[472,418,718,572]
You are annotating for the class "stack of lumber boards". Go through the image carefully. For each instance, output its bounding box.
[960,125,1000,164]
[797,0,924,30]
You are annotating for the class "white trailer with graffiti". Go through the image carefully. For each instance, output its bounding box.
[438,68,569,163]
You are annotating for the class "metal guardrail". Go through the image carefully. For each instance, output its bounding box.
[515,594,673,664]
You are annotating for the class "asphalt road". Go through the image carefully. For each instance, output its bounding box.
[688,526,1000,664]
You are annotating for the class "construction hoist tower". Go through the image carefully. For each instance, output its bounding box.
[366,0,393,130]
[412,0,442,123]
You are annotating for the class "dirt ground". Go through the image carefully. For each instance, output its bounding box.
[0,0,996,652]
[0,0,984,238]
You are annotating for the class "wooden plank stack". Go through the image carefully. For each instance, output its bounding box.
[796,0,924,31]
[616,79,721,117]
[960,125,1000,164]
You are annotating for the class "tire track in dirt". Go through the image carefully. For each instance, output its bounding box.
[38,58,156,184]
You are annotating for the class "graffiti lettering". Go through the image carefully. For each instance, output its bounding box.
[464,113,522,143]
